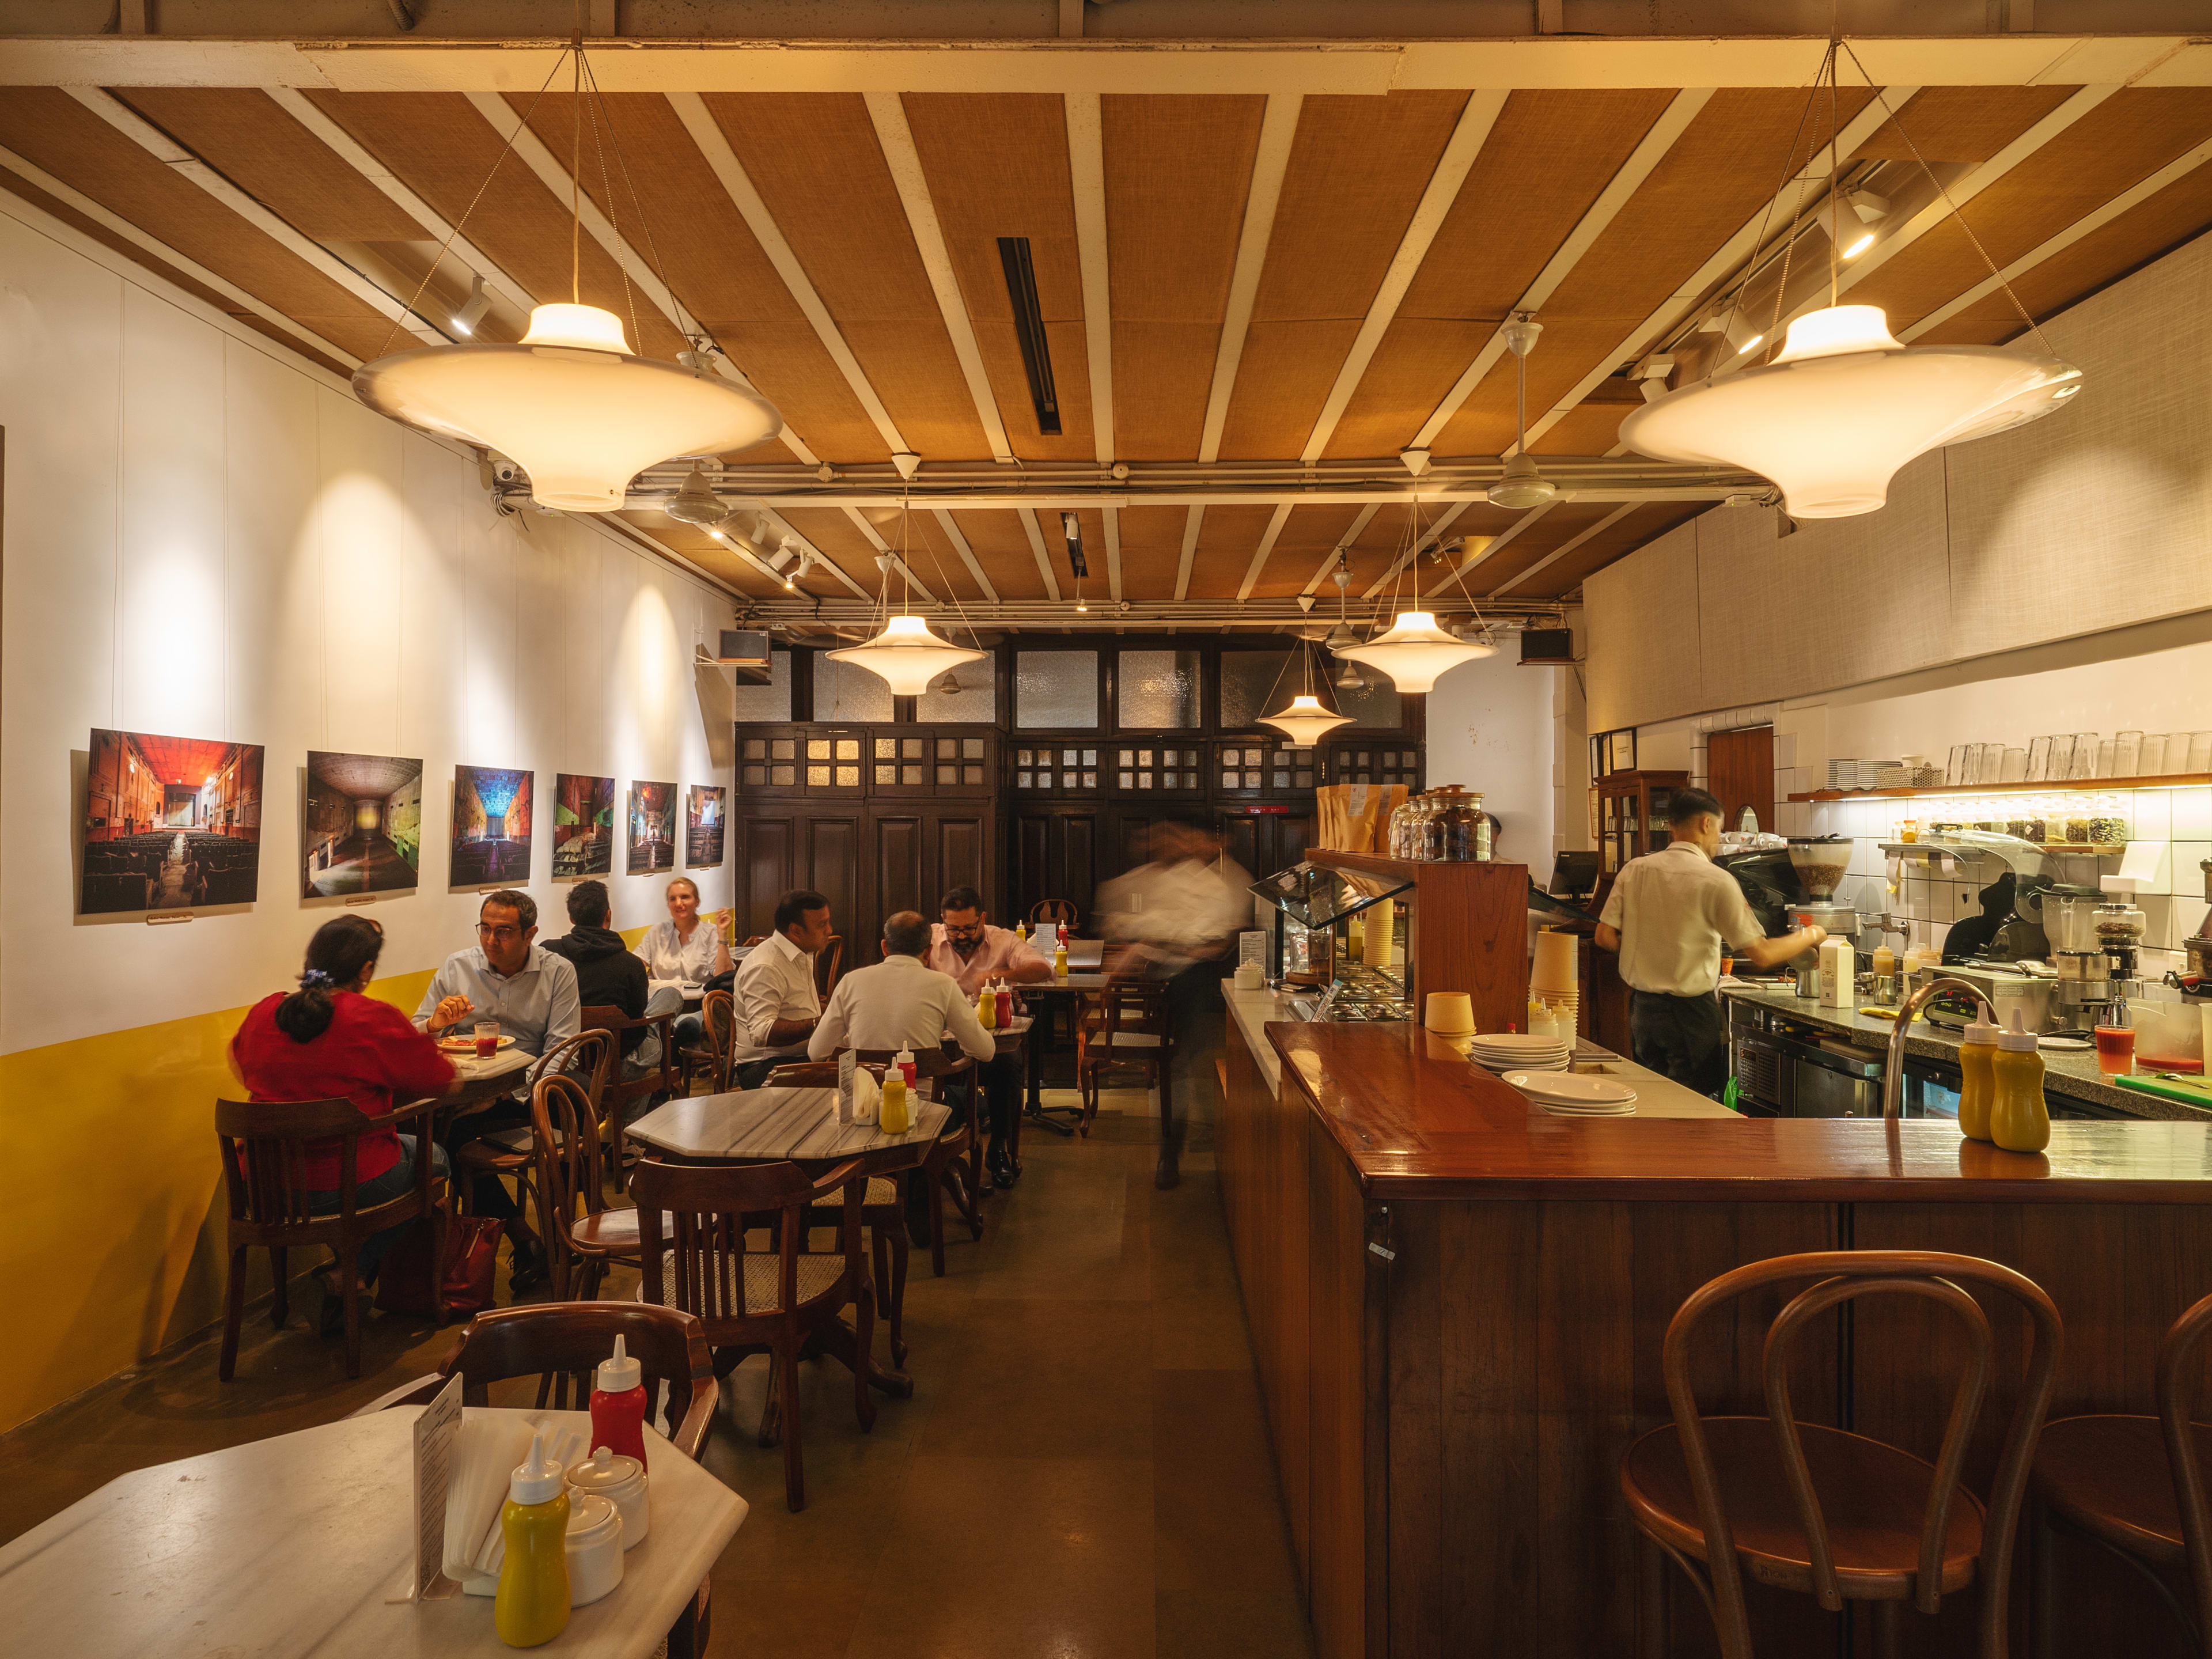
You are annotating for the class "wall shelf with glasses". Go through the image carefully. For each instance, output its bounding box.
[1787,774,2212,803]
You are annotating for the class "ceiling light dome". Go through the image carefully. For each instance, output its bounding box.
[1333,611,1495,694]
[664,465,731,529]
[1488,453,1555,510]
[1259,694,1352,746]
[354,302,782,513]
[1619,304,2080,520]
[826,615,987,698]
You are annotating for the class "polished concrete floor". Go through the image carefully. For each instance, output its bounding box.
[0,1093,1313,1659]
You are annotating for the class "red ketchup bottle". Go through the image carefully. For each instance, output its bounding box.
[588,1335,649,1470]
[995,981,1014,1028]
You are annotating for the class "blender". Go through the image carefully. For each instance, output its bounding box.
[2046,892,2113,1033]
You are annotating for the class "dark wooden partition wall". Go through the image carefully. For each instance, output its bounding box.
[732,637,1425,961]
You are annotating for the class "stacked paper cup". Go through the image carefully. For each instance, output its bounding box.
[1531,929,1580,1039]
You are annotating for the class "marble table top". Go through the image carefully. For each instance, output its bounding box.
[0,1406,745,1659]
[627,1086,950,1162]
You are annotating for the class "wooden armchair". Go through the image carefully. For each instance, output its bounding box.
[630,1155,875,1512]
[812,934,846,1001]
[1076,980,1172,1136]
[215,1094,445,1380]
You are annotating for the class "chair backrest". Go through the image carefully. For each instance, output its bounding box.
[435,1302,718,1459]
[2158,1288,2212,1645]
[215,1095,367,1225]
[853,1046,976,1079]
[630,1156,863,1327]
[529,1027,614,1119]
[1662,1250,2061,1655]
[530,1071,610,1248]
[699,989,736,1093]
[1029,899,1080,929]
[813,935,845,1000]
[581,1003,675,1100]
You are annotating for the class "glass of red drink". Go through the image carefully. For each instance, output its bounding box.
[2093,1024,2135,1077]
[474,1020,499,1060]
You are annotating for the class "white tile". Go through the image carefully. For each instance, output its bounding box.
[2131,790,2172,841]
[1778,801,1810,835]
[2141,893,2174,949]
[2173,787,2212,839]
[1774,732,1798,768]
[2176,843,2211,900]
[2175,896,2210,941]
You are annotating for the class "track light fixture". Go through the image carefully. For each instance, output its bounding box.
[452,272,491,336]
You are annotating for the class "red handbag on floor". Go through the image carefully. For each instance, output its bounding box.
[375,1208,503,1316]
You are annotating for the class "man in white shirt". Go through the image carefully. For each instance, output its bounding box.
[809,910,995,1244]
[729,888,831,1089]
[1596,787,1826,1094]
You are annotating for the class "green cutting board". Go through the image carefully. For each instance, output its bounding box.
[2115,1074,2212,1109]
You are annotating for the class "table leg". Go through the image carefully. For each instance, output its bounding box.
[1024,999,1081,1138]
[808,1315,914,1399]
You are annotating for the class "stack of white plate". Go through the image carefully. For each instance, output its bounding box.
[1508,1070,1638,1116]
[1468,1032,1573,1074]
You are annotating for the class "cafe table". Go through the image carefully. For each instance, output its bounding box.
[1019,942,1113,1134]
[0,1404,745,1659]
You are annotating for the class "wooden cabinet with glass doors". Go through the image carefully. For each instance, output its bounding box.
[1593,770,1687,882]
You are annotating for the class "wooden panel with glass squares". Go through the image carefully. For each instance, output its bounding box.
[1012,743,1105,797]
[736,726,865,796]
[871,730,994,794]
[1215,741,1317,796]
[1327,741,1422,789]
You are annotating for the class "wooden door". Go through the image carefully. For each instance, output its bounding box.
[800,812,863,957]
[928,805,993,912]
[737,813,796,940]
[1009,806,1103,930]
[1707,726,1776,836]
[866,811,928,967]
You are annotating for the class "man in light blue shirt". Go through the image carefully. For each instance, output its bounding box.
[413,889,580,1292]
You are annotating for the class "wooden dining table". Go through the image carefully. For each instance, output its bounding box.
[1018,941,1113,1134]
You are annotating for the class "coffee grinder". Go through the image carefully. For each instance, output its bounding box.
[2046,888,2146,1032]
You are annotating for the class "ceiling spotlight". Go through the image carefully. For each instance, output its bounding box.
[452,272,491,337]
[1060,510,1088,579]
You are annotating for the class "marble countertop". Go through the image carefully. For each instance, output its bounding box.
[628,1085,950,1161]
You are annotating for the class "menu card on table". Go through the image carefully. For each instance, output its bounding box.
[387,1373,464,1603]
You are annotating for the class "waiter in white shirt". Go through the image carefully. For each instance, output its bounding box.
[729,888,832,1089]
[1595,787,1825,1095]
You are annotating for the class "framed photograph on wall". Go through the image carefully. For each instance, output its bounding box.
[552,772,615,878]
[686,784,725,868]
[302,752,422,897]
[81,728,264,914]
[627,780,675,874]
[450,765,533,887]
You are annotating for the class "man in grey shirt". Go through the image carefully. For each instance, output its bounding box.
[413,889,581,1291]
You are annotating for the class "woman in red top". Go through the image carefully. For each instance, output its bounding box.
[230,916,456,1327]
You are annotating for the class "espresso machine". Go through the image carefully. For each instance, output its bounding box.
[2045,885,2147,1033]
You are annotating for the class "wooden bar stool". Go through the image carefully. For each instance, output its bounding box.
[2031,1286,2212,1655]
[1619,1249,2062,1659]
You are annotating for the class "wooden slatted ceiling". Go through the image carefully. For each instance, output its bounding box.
[1186,503,1281,599]
[1244,502,1366,599]
[1322,89,1676,462]
[1437,88,1874,459]
[0,86,403,363]
[1515,502,1702,600]
[620,515,785,597]
[700,92,988,462]
[903,93,1095,463]
[946,508,1051,601]
[1459,502,1622,594]
[1852,85,2079,164]
[301,91,689,362]
[507,90,889,465]
[1112,503,1188,597]
[892,507,994,605]
[1101,93,1264,460]
[771,506,889,597]
[1847,88,2212,336]
[1217,91,1470,462]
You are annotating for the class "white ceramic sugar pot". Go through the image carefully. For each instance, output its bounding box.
[567,1443,650,1549]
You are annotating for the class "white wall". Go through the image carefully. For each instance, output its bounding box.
[0,190,739,1056]
[1422,652,1555,870]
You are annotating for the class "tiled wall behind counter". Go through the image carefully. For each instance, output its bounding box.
[1802,787,2212,975]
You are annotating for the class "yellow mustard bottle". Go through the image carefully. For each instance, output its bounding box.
[1956,1013,2000,1141]
[978,984,997,1030]
[1054,942,1069,978]
[1987,1013,2050,1153]
[880,1072,911,1135]
[494,1432,571,1648]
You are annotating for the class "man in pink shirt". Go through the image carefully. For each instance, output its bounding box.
[926,885,1052,1188]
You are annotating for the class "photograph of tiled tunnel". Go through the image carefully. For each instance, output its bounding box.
[627,780,675,874]
[81,729,263,914]
[300,752,421,897]
[551,772,614,878]
[449,765,532,887]
[685,783,724,868]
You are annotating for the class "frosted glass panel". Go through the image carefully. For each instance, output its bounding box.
[1218,650,1292,728]
[1015,651,1099,729]
[730,650,792,722]
[917,665,995,723]
[1117,649,1200,728]
[1334,673,1401,729]
[812,654,893,722]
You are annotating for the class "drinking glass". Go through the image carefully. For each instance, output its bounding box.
[2115,730,2144,777]
[2072,733,2100,781]
[1946,744,1967,787]
[2045,734,2075,781]
[2191,731,2212,773]
[2027,736,2051,782]
[2142,733,2170,776]
[2093,1021,2136,1077]
[2002,746,2028,783]
[2094,738,2118,779]
[474,1020,499,1060]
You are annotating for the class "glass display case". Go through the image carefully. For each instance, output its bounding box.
[1249,861,1414,1016]
[1596,770,1688,878]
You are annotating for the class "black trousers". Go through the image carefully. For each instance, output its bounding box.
[441,1097,531,1221]
[1628,989,1729,1098]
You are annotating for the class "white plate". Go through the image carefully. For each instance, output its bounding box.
[1506,1070,1638,1106]
[1479,1057,1569,1074]
[1538,1100,1637,1116]
[1469,1032,1575,1052]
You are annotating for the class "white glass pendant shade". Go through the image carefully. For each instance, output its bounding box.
[1332,611,1495,694]
[826,615,987,698]
[1259,694,1353,745]
[1619,304,2080,520]
[353,303,783,513]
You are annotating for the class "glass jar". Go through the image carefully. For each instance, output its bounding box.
[1387,794,1416,859]
[1438,789,1485,862]
[2090,794,2131,846]
[2093,897,2145,947]
[1417,791,1445,861]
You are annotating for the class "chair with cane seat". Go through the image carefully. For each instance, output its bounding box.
[527,1070,675,1301]
[1619,1249,2061,1659]
[457,1028,612,1215]
[1075,979,1171,1137]
[2031,1286,2212,1656]
[679,988,737,1097]
[582,1003,680,1174]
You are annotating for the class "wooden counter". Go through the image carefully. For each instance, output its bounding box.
[1217,1018,2212,1659]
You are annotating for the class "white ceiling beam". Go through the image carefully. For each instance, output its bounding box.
[930,507,999,604]
[1425,501,1557,594]
[839,507,940,604]
[734,504,871,600]
[1410,86,1713,453]
[1233,504,1294,603]
[863,91,1015,464]
[1018,507,1064,602]
[1064,91,1115,466]
[1900,128,2212,342]
[1198,90,1302,464]
[1103,506,1123,603]
[1361,499,1475,597]
[1298,89,1507,464]
[63,86,446,344]
[0,138,365,369]
[1174,506,1204,601]
[1301,502,1381,596]
[1493,502,1637,593]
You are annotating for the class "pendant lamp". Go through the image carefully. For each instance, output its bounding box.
[826,614,986,698]
[1618,304,2078,518]
[1257,641,1351,744]
[350,41,782,512]
[1333,611,1494,694]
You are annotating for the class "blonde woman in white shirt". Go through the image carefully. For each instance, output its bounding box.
[635,876,733,984]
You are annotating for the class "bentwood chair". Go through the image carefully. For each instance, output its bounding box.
[813,935,846,1001]
[630,1155,876,1512]
[1620,1250,2062,1659]
[2031,1286,2212,1655]
[215,1095,446,1380]
[582,1003,680,1175]
[679,988,737,1097]
[463,1028,613,1213]
[1075,980,1172,1137]
[528,1071,673,1301]
[1028,899,1080,932]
